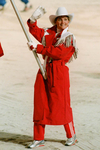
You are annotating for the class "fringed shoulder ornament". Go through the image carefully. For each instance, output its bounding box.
[55,31,78,63]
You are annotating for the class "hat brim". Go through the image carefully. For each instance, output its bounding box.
[49,13,74,25]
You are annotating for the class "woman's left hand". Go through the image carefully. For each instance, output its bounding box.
[27,41,37,51]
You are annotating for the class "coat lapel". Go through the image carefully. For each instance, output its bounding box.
[45,34,55,46]
[45,25,57,46]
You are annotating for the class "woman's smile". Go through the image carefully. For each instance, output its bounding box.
[55,16,69,30]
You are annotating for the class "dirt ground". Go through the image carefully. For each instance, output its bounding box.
[0,0,100,149]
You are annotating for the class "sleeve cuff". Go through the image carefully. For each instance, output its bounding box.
[37,44,46,55]
[27,19,37,27]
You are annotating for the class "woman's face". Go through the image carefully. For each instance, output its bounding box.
[55,16,69,30]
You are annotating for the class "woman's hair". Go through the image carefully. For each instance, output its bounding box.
[55,16,70,23]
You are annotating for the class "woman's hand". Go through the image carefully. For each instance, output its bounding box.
[27,41,37,51]
[30,6,46,22]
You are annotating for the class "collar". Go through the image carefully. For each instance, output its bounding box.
[47,25,57,34]
[46,26,70,38]
[57,27,69,33]
[61,27,72,39]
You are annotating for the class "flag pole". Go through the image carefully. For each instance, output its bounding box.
[10,0,46,79]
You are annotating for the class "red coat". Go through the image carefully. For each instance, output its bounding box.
[27,20,75,125]
[0,43,4,57]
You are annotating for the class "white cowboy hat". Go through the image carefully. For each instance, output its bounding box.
[49,7,74,25]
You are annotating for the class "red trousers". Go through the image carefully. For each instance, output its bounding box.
[34,122,75,140]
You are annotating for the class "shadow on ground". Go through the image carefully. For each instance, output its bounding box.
[0,131,66,147]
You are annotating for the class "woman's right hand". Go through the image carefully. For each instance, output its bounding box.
[30,6,46,22]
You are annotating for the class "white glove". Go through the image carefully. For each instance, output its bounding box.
[27,41,37,51]
[30,6,46,22]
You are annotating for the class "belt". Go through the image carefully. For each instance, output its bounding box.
[49,57,53,63]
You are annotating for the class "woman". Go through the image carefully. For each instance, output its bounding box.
[27,7,78,148]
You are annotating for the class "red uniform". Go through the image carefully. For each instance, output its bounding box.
[0,43,4,57]
[27,20,76,139]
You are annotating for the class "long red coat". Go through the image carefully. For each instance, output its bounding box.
[27,20,75,125]
[0,43,4,57]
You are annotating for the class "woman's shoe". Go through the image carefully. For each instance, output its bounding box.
[65,134,77,146]
[27,140,45,148]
